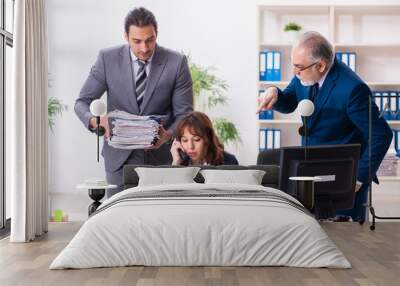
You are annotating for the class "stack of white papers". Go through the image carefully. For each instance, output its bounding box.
[107,110,162,149]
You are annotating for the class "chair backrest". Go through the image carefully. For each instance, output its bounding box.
[257,149,281,166]
[123,164,280,189]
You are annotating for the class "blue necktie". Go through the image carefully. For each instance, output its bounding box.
[309,83,319,102]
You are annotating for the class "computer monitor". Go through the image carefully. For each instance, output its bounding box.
[279,144,361,219]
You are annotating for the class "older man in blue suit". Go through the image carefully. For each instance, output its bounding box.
[258,31,392,223]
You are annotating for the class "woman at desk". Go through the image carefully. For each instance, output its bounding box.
[170,111,238,166]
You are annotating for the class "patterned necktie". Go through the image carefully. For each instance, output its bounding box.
[309,82,319,102]
[135,60,148,110]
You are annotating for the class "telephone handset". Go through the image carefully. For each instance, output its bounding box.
[178,149,191,166]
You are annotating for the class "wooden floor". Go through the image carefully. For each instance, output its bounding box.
[1,222,400,286]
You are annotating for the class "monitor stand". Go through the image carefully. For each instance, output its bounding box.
[314,196,336,220]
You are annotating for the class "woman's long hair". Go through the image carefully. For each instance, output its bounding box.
[175,111,224,165]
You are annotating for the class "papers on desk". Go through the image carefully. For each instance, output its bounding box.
[107,110,163,150]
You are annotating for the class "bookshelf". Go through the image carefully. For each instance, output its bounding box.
[257,4,400,155]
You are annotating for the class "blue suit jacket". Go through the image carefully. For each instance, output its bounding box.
[274,59,392,184]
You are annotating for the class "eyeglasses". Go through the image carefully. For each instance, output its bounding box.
[293,61,318,72]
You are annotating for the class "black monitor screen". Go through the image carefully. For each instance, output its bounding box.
[279,144,361,212]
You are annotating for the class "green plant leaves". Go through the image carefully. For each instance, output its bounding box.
[186,54,240,145]
[48,98,67,131]
[213,118,240,146]
[284,22,302,32]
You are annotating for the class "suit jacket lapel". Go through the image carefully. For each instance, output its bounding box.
[307,60,339,130]
[140,45,167,114]
[120,45,140,114]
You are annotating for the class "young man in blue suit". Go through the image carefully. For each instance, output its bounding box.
[257,31,392,223]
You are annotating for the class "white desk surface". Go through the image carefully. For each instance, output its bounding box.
[76,184,117,190]
[289,176,321,181]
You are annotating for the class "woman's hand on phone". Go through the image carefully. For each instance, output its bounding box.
[170,139,183,165]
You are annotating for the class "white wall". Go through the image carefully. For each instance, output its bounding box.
[47,0,398,220]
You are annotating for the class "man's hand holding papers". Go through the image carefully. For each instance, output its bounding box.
[148,125,173,150]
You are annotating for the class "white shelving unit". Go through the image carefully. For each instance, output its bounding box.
[257,4,400,153]
[259,119,301,125]
[379,176,400,182]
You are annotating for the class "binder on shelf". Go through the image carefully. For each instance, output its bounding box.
[381,91,390,120]
[349,52,356,72]
[390,91,398,120]
[266,51,274,81]
[374,90,400,120]
[341,53,349,66]
[397,92,400,120]
[393,129,399,156]
[259,51,267,81]
[272,51,281,81]
[259,50,282,82]
[259,128,281,151]
[259,110,274,120]
[374,91,382,115]
[273,129,281,149]
[335,52,356,72]
[258,90,273,120]
[259,128,266,152]
[266,129,274,149]
[335,52,342,62]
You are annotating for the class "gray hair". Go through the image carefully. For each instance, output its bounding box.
[296,31,334,65]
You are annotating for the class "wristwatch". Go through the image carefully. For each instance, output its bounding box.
[90,125,106,136]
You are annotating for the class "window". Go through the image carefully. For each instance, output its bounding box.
[1,0,14,234]
[5,0,13,33]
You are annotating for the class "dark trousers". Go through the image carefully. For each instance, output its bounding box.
[336,183,369,222]
[105,150,144,198]
[105,144,172,198]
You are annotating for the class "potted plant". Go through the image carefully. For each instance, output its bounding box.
[283,22,302,43]
[48,98,67,131]
[187,55,240,146]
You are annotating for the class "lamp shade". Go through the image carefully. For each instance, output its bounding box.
[298,99,315,117]
[89,99,107,117]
